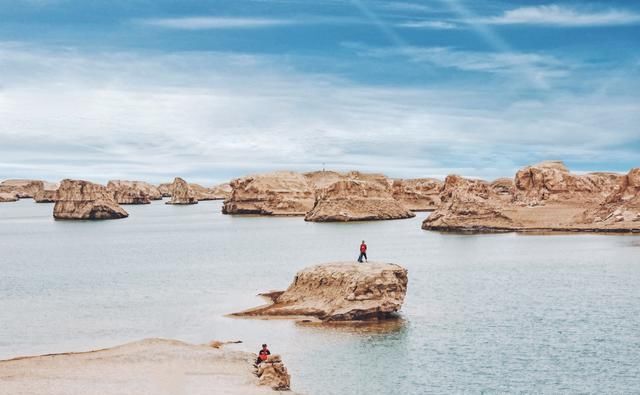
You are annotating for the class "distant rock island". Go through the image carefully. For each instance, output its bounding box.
[53,179,128,220]
[232,262,408,321]
[423,161,640,233]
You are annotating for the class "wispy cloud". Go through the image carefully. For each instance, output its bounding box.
[397,20,457,29]
[482,4,640,27]
[377,2,431,13]
[138,16,292,30]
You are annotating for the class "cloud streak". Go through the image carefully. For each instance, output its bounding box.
[481,4,640,27]
[138,16,293,29]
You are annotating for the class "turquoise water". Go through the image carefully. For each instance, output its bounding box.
[1,199,639,394]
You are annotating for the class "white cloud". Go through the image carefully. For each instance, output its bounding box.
[378,2,431,13]
[483,4,640,27]
[138,16,292,29]
[397,20,458,29]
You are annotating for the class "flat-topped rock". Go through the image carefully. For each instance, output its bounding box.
[53,180,128,220]
[223,171,314,215]
[190,182,230,201]
[305,179,415,222]
[0,338,293,394]
[0,179,44,199]
[391,178,442,211]
[166,177,198,205]
[233,262,408,321]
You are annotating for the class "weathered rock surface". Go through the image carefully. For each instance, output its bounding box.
[191,182,231,201]
[33,182,60,203]
[223,171,314,215]
[157,182,173,197]
[233,262,408,321]
[256,355,291,391]
[0,179,44,198]
[305,178,415,222]
[106,180,156,205]
[391,178,442,211]
[423,162,639,233]
[166,177,198,205]
[0,338,293,395]
[53,180,129,220]
[0,192,19,202]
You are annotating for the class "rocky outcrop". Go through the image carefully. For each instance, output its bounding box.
[391,178,442,211]
[0,338,294,395]
[0,192,18,202]
[108,180,162,204]
[233,262,408,321]
[423,162,640,233]
[157,182,173,197]
[223,172,314,215]
[305,178,415,222]
[34,182,59,203]
[166,177,198,205]
[53,180,129,220]
[256,355,291,391]
[0,179,44,198]
[190,182,231,201]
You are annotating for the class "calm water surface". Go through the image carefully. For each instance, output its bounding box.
[1,199,639,394]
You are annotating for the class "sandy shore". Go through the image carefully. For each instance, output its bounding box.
[0,338,292,395]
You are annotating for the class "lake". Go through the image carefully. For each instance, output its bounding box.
[1,199,639,394]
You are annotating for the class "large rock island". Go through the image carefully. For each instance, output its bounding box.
[423,161,640,232]
[233,262,408,321]
[391,178,442,211]
[166,177,198,205]
[53,179,129,220]
[0,179,44,201]
[0,338,293,394]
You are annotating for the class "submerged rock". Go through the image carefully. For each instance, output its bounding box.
[166,177,198,205]
[0,179,44,199]
[391,178,442,211]
[305,178,415,222]
[256,355,291,391]
[223,171,314,215]
[233,262,408,321]
[53,179,128,220]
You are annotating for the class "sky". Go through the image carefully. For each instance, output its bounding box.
[0,0,639,184]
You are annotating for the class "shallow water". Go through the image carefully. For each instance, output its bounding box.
[1,199,639,394]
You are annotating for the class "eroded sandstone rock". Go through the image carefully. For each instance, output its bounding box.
[233,262,408,321]
[391,178,442,211]
[223,172,314,215]
[157,182,173,197]
[0,192,18,202]
[190,183,231,201]
[34,182,60,203]
[256,355,291,391]
[53,180,128,219]
[106,180,158,205]
[0,179,44,199]
[166,177,198,205]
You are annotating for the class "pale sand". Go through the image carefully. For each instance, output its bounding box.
[0,338,291,395]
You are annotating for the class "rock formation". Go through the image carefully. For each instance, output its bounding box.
[0,192,18,202]
[233,262,408,321]
[166,177,198,205]
[423,161,639,233]
[305,178,415,222]
[157,182,173,197]
[53,179,129,220]
[0,179,44,199]
[223,171,314,215]
[256,355,291,391]
[106,181,154,205]
[0,338,294,395]
[34,182,59,203]
[391,178,442,211]
[190,182,231,201]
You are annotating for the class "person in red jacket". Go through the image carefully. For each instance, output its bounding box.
[358,240,368,263]
[256,343,270,365]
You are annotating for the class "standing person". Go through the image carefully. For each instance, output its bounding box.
[256,344,270,365]
[358,240,368,263]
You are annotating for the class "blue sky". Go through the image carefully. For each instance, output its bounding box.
[0,0,639,184]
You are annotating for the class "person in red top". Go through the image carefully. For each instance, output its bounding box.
[358,240,368,263]
[256,343,270,365]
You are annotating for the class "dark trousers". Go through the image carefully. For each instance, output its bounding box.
[358,252,367,262]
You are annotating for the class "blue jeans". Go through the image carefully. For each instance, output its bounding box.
[358,252,367,262]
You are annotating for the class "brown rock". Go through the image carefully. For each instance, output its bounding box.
[0,179,44,199]
[256,355,291,391]
[391,178,442,211]
[190,182,230,201]
[0,192,19,202]
[223,172,314,215]
[106,180,159,205]
[157,182,173,197]
[166,177,198,205]
[53,180,129,220]
[233,262,408,321]
[305,178,415,222]
[34,182,60,203]
[581,168,640,229]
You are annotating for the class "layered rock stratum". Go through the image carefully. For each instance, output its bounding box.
[223,171,315,215]
[33,182,60,203]
[0,338,293,394]
[191,182,231,201]
[106,180,160,205]
[166,177,198,205]
[0,179,44,199]
[53,179,129,220]
[233,262,408,321]
[423,161,639,232]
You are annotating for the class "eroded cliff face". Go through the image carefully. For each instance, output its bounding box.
[34,182,60,203]
[0,192,19,202]
[0,179,44,199]
[422,162,640,233]
[190,183,230,201]
[106,181,159,205]
[305,179,415,222]
[391,178,442,211]
[233,262,408,321]
[53,180,128,220]
[222,172,314,215]
[157,183,173,197]
[166,177,198,205]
